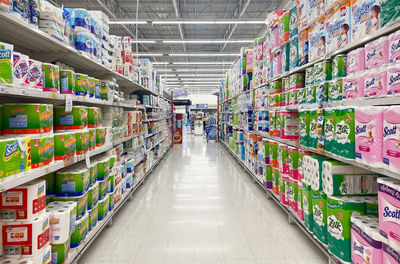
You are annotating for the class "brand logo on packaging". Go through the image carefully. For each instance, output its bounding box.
[356,124,367,135]
[384,125,398,137]
[43,250,51,263]
[389,73,400,86]
[28,67,41,82]
[366,49,377,62]
[353,241,365,253]
[37,184,45,196]
[15,62,28,79]
[38,139,54,156]
[42,217,49,230]
[353,2,374,24]
[0,50,11,59]
[392,40,400,54]
[327,215,343,240]
[4,142,19,162]
[365,78,376,89]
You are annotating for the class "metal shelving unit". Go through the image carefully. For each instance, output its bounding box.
[220,141,341,264]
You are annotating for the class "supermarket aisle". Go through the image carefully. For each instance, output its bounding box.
[79,136,325,264]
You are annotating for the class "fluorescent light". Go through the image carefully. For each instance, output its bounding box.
[161,74,223,77]
[131,40,157,43]
[152,62,170,65]
[152,20,265,25]
[169,53,238,57]
[163,40,252,44]
[133,53,164,57]
[109,20,148,24]
[168,84,219,87]
[172,62,233,65]
[175,78,223,81]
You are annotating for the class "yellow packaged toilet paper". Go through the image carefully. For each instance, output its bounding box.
[0,179,46,220]
[0,211,50,257]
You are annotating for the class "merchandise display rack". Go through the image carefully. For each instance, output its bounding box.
[220,141,341,264]
[66,149,169,264]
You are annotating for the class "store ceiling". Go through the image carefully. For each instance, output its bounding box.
[60,0,283,94]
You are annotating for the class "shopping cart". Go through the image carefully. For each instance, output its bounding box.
[205,117,217,142]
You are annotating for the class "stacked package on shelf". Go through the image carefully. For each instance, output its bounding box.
[0,179,53,263]
[39,1,66,43]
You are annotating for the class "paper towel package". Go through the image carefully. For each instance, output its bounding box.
[30,134,54,169]
[0,41,13,84]
[47,205,74,244]
[365,37,390,70]
[387,65,400,95]
[383,107,400,172]
[52,192,88,221]
[351,213,383,264]
[355,106,384,167]
[56,166,90,196]
[94,156,110,181]
[88,203,98,231]
[75,130,89,156]
[0,179,46,220]
[1,211,50,257]
[87,182,99,210]
[96,127,107,147]
[351,0,382,42]
[0,137,31,179]
[89,160,98,187]
[378,178,400,252]
[327,196,366,263]
[48,201,77,235]
[54,132,76,161]
[2,104,53,135]
[60,70,75,95]
[364,68,388,98]
[325,0,351,53]
[98,194,109,220]
[54,106,88,131]
[42,63,59,93]
[70,212,88,248]
[51,237,70,264]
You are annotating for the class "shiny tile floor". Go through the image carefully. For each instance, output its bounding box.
[79,134,326,264]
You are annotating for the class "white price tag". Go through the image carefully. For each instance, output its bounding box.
[0,87,10,94]
[66,95,73,112]
[85,154,91,168]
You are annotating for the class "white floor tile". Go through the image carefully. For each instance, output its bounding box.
[78,135,327,264]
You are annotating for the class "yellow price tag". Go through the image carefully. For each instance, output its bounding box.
[50,93,58,99]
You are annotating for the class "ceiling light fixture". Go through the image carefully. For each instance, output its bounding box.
[151,20,265,25]
[109,20,148,24]
[131,40,157,43]
[169,53,238,57]
[133,53,164,57]
[161,74,224,77]
[172,62,233,65]
[163,40,252,44]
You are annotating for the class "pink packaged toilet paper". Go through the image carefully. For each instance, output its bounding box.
[388,66,400,95]
[383,107,400,173]
[355,106,384,168]
[365,37,390,69]
[389,30,400,64]
[273,50,282,77]
[281,111,299,140]
[343,75,364,100]
[378,177,400,252]
[12,52,29,86]
[364,68,388,97]
[383,243,400,264]
[347,48,365,75]
[24,59,43,89]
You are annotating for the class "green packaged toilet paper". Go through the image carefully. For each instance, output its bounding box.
[2,104,53,134]
[299,110,310,147]
[323,108,336,154]
[0,137,30,179]
[309,109,319,149]
[332,55,347,79]
[302,182,313,232]
[334,107,355,159]
[312,190,327,244]
[290,36,299,70]
[365,197,378,216]
[281,43,290,73]
[54,106,88,131]
[328,79,343,102]
[54,132,76,161]
[327,196,365,263]
[306,86,317,104]
[31,134,54,169]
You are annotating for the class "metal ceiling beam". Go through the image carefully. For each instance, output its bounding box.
[171,0,187,55]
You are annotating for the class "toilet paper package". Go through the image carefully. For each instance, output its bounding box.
[88,203,98,231]
[308,109,319,149]
[364,68,388,97]
[70,212,88,248]
[30,134,54,169]
[72,9,91,32]
[325,1,351,53]
[322,172,379,196]
[299,109,310,147]
[54,132,76,161]
[355,107,384,167]
[383,107,400,173]
[351,213,382,264]
[42,63,59,93]
[279,175,289,206]
[281,42,290,73]
[365,196,379,216]
[265,166,273,189]
[51,237,70,264]
[272,49,282,77]
[281,111,299,140]
[2,104,53,135]
[365,37,390,70]
[327,196,366,263]
[309,22,326,61]
[334,107,356,159]
[0,179,46,220]
[314,61,333,83]
[1,211,50,257]
[297,0,309,32]
[383,242,400,264]
[0,137,31,179]
[0,42,13,84]
[299,29,309,66]
[52,192,88,220]
[289,5,298,38]
[288,147,299,180]
[312,190,328,244]
[308,0,325,24]
[347,47,365,75]
[25,59,43,89]
[13,52,29,86]
[54,106,88,131]
[87,182,99,210]
[332,55,347,79]
[343,75,364,100]
[75,130,89,156]
[378,178,400,251]
[350,0,382,42]
[75,32,95,55]
[279,11,290,45]
[272,169,280,195]
[323,108,336,154]
[289,73,305,90]
[290,36,299,70]
[387,65,400,95]
[389,30,400,64]
[98,194,109,221]
[306,66,315,86]
[56,166,90,196]
[306,85,317,104]
[278,144,289,175]
[59,70,75,94]
[303,182,314,231]
[380,0,400,27]
[74,73,88,96]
